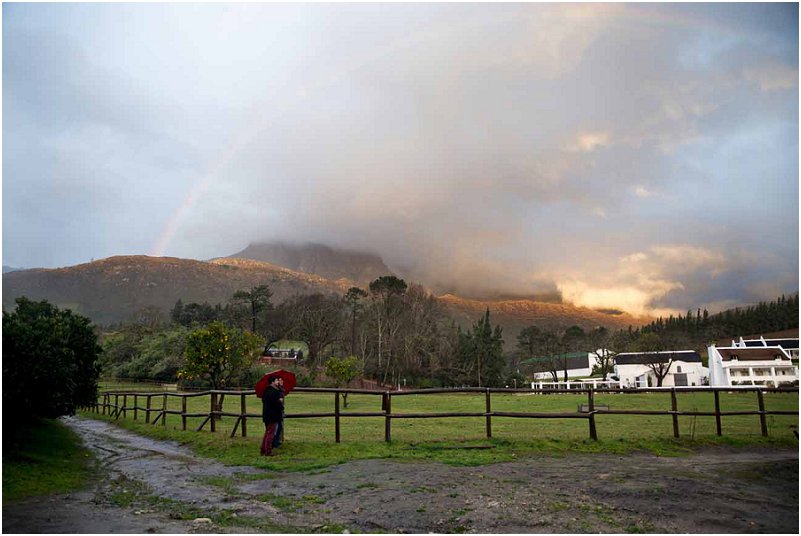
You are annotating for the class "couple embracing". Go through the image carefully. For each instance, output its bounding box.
[261,375,284,456]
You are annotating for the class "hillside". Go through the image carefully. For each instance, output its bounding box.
[226,241,392,287]
[2,255,649,337]
[2,256,352,325]
[437,294,647,342]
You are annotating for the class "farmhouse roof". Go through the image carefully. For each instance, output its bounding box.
[716,347,790,361]
[741,339,799,349]
[615,350,702,365]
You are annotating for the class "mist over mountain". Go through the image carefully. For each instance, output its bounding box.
[226,241,392,287]
[229,241,566,303]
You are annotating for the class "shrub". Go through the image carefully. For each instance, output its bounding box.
[2,298,101,431]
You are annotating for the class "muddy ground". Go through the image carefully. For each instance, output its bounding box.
[2,416,798,534]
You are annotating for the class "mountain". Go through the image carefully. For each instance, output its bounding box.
[2,255,647,337]
[3,265,25,274]
[437,294,645,342]
[2,256,352,325]
[226,241,392,287]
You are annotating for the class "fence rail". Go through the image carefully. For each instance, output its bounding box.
[92,386,798,442]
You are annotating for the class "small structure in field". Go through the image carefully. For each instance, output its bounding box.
[258,346,304,365]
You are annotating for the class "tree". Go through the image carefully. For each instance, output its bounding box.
[517,326,560,382]
[344,287,368,356]
[458,309,505,387]
[179,321,263,389]
[630,332,671,387]
[170,300,221,326]
[285,293,344,378]
[587,326,621,380]
[325,355,362,408]
[2,298,101,431]
[232,285,273,333]
[516,326,542,361]
[130,305,167,331]
[368,276,408,381]
[558,325,586,381]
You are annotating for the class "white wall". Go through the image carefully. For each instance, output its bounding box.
[615,360,708,387]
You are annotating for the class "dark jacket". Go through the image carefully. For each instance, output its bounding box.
[262,385,284,424]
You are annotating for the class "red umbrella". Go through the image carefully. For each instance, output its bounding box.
[255,369,297,398]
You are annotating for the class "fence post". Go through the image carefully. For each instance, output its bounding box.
[588,388,598,441]
[714,390,722,436]
[335,391,341,443]
[133,394,138,421]
[162,393,167,426]
[671,388,679,438]
[241,393,248,438]
[182,396,187,431]
[122,394,127,419]
[757,389,768,437]
[102,393,108,415]
[485,388,492,438]
[114,394,119,418]
[210,392,217,433]
[145,395,151,424]
[384,392,392,443]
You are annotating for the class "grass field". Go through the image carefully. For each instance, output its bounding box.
[84,385,798,471]
[3,419,94,501]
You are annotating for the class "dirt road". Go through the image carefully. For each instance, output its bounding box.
[3,416,798,533]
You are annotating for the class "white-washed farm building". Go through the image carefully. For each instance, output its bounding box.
[613,350,708,388]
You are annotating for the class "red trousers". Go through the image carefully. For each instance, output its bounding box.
[261,422,278,455]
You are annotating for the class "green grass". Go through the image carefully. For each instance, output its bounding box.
[2,418,95,501]
[82,389,798,472]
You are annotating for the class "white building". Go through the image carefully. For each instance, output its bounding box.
[707,337,799,387]
[613,350,709,388]
[524,351,610,381]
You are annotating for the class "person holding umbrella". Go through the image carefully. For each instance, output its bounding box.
[272,381,285,449]
[260,375,284,456]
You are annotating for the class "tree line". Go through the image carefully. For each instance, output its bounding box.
[100,276,510,388]
[638,294,799,342]
[99,282,798,390]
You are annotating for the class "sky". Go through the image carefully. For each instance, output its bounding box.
[2,2,799,317]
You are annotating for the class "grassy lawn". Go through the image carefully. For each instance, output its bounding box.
[3,418,94,501]
[83,387,798,472]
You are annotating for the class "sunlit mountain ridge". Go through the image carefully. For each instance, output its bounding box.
[2,253,648,337]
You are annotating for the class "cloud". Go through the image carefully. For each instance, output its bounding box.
[557,245,739,316]
[742,63,799,92]
[565,131,611,153]
[2,3,797,315]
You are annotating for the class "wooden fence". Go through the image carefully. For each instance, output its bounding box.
[92,386,798,442]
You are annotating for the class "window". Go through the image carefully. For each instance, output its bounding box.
[676,366,682,373]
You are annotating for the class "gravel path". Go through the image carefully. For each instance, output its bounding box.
[2,416,798,533]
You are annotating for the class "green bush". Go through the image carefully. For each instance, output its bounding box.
[3,298,101,431]
[100,325,190,382]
